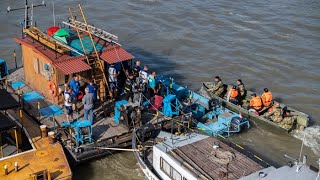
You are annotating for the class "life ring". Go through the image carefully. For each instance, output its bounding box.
[47,81,57,97]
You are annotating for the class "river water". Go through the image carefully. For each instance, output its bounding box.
[1,0,320,179]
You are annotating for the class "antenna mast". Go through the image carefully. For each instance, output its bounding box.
[7,0,46,29]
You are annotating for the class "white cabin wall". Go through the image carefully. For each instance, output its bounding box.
[153,146,196,180]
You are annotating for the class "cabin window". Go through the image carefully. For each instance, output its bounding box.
[38,59,46,76]
[33,58,39,74]
[160,157,182,180]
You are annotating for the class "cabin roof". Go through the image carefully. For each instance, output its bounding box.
[15,34,134,74]
[171,136,264,179]
[54,56,92,75]
[0,89,20,110]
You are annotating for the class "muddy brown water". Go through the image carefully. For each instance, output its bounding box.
[1,0,319,179]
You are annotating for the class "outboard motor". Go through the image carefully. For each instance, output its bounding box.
[136,123,160,143]
[229,117,244,131]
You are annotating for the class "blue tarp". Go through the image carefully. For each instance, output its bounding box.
[23,91,44,102]
[11,81,25,89]
[39,105,64,117]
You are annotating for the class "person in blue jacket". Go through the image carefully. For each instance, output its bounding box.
[86,79,98,101]
[69,75,80,103]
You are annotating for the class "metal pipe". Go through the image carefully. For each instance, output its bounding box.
[94,147,139,152]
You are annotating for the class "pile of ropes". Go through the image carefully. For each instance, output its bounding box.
[208,149,235,165]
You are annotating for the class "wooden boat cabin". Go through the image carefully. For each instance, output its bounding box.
[14,19,134,104]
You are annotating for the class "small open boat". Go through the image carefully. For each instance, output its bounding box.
[200,82,309,133]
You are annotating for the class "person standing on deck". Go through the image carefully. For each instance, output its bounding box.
[69,75,80,107]
[64,86,73,121]
[108,64,119,97]
[82,88,95,123]
[236,79,246,99]
[86,79,98,101]
[146,71,157,99]
[208,76,225,97]
[261,88,273,107]
[123,73,134,102]
[132,60,141,79]
[140,65,149,84]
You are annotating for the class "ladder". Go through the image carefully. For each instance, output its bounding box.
[68,4,112,99]
[62,19,120,46]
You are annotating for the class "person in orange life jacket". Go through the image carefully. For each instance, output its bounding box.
[261,88,273,107]
[229,85,239,105]
[64,86,73,121]
[248,93,262,111]
[132,60,141,79]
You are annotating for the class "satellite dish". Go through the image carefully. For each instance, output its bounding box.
[7,6,11,12]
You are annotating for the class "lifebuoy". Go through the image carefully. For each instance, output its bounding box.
[47,81,57,97]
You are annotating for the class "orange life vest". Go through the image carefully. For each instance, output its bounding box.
[250,96,262,110]
[262,91,273,107]
[230,88,239,99]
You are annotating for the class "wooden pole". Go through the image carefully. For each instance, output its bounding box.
[14,127,19,154]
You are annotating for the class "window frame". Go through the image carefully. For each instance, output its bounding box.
[160,157,182,180]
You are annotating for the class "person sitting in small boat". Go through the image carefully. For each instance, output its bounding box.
[228,85,239,105]
[279,110,297,129]
[236,79,246,99]
[263,103,283,123]
[208,76,225,97]
[248,93,262,111]
[261,88,273,107]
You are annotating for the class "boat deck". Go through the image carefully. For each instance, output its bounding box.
[0,137,72,180]
[5,68,130,143]
[171,136,263,179]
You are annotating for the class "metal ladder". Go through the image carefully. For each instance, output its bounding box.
[68,4,112,99]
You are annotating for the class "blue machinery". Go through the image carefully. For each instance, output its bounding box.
[155,75,250,137]
[62,120,93,146]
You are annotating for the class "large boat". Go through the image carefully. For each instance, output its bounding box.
[132,123,319,180]
[4,3,252,164]
[199,82,309,133]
